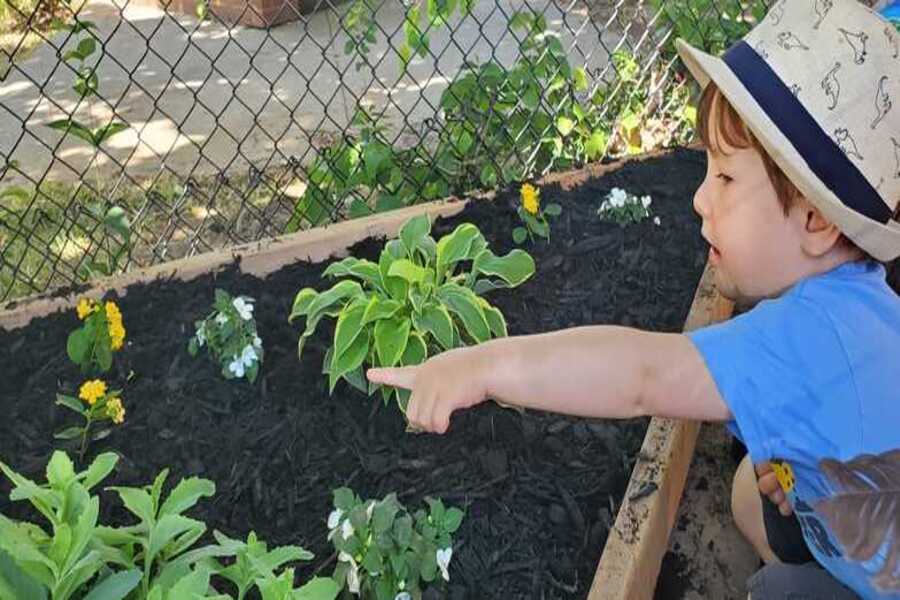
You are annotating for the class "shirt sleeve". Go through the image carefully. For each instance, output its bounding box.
[686,295,848,464]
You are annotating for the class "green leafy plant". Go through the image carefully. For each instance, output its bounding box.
[188,289,264,383]
[327,488,463,599]
[67,298,126,374]
[97,470,337,599]
[55,379,126,461]
[98,469,217,597]
[340,0,475,74]
[47,20,129,149]
[77,205,132,280]
[286,11,601,230]
[289,215,535,411]
[0,453,335,600]
[0,451,142,600]
[284,109,449,231]
[649,0,767,56]
[513,182,561,244]
[204,530,339,600]
[596,187,659,227]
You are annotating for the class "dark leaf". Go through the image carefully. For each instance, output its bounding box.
[815,449,900,591]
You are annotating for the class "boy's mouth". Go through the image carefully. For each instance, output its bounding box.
[709,246,722,263]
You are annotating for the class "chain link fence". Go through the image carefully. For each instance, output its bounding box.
[0,0,773,301]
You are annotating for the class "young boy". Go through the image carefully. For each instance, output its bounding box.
[370,0,900,598]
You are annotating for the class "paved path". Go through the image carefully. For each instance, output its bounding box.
[0,0,630,185]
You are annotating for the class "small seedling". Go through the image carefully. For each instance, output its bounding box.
[67,298,126,374]
[327,488,463,598]
[597,187,660,227]
[513,183,562,244]
[189,289,264,383]
[55,379,125,461]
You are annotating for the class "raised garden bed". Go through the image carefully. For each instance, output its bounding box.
[0,148,727,599]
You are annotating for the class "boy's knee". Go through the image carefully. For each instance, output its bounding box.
[731,454,754,521]
[731,455,779,564]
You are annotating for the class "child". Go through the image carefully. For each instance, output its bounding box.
[368,1,900,598]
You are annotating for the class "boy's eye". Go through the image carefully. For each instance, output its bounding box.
[716,173,733,183]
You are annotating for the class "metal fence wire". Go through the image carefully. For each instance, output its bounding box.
[0,0,774,301]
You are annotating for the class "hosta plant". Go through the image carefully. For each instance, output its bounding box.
[512,183,561,244]
[327,488,463,599]
[55,378,126,461]
[597,187,661,227]
[188,289,264,383]
[67,298,126,374]
[289,215,535,410]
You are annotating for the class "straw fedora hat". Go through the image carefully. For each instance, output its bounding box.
[676,0,900,261]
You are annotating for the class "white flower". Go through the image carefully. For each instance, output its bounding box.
[233,297,254,321]
[241,345,257,366]
[228,346,257,378]
[341,518,355,540]
[215,313,229,326]
[608,187,628,208]
[641,195,652,209]
[395,594,411,600]
[653,216,661,226]
[228,356,246,378]
[436,547,452,582]
[339,552,360,594]
[253,335,262,348]
[347,563,360,594]
[195,325,206,347]
[327,508,343,529]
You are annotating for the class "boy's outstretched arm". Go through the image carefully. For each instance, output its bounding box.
[367,325,732,433]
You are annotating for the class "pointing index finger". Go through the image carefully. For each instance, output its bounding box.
[366,366,417,390]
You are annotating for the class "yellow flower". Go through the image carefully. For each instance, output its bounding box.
[109,321,126,350]
[521,183,540,216]
[105,301,126,350]
[79,379,107,406]
[106,396,125,425]
[76,298,97,320]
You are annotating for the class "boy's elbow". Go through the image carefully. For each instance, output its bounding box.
[633,355,658,419]
[631,331,691,420]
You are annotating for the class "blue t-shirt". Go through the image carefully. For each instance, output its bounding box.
[688,261,900,599]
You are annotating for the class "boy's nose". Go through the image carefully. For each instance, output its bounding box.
[692,184,710,219]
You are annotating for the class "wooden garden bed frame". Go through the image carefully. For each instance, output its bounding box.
[0,154,733,599]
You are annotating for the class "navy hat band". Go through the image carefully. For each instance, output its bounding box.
[722,41,891,224]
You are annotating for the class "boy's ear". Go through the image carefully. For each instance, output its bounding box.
[796,201,843,257]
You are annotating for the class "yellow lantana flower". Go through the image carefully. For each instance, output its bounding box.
[106,396,125,424]
[521,183,540,216]
[79,379,107,406]
[105,301,126,350]
[76,298,97,320]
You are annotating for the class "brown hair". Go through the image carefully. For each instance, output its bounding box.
[696,82,801,216]
[696,82,871,259]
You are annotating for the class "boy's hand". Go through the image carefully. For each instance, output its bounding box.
[755,461,793,516]
[366,346,490,434]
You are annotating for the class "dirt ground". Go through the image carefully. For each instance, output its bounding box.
[655,424,758,599]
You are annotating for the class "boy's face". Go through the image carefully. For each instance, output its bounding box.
[693,140,808,303]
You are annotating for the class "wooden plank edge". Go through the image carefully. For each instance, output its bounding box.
[588,262,734,600]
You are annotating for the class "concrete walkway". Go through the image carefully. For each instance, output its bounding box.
[0,0,632,185]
